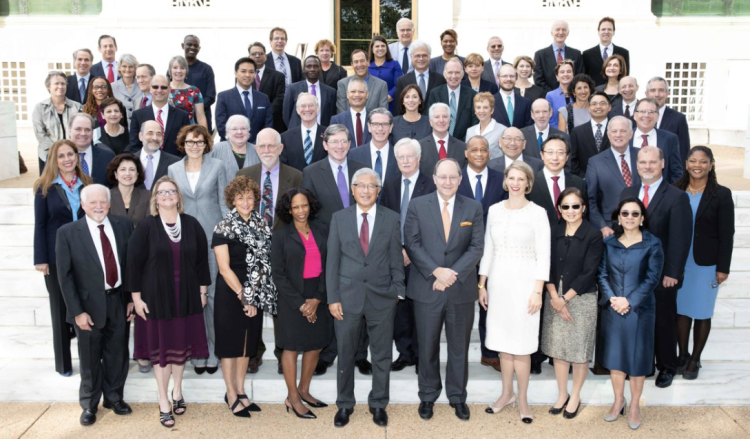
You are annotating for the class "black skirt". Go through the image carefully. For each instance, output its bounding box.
[276,277,333,352]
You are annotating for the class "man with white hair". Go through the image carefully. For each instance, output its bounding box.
[533,20,585,92]
[481,36,510,87]
[419,103,467,175]
[393,40,447,117]
[389,18,416,74]
[280,93,329,172]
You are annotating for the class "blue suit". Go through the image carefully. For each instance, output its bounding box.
[347,142,399,183]
[629,129,683,184]
[330,112,372,146]
[215,87,273,143]
[586,147,641,230]
[88,143,116,185]
[493,91,533,129]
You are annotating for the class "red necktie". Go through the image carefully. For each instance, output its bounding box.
[140,97,147,109]
[551,176,561,219]
[360,213,369,256]
[643,185,650,208]
[556,49,563,64]
[641,134,648,147]
[438,140,447,159]
[255,73,261,90]
[98,225,118,287]
[355,112,363,147]
[156,109,164,150]
[107,63,115,83]
[620,153,632,187]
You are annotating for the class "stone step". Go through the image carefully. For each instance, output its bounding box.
[0,205,34,225]
[0,188,34,206]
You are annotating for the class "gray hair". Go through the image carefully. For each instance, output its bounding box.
[433,158,462,177]
[226,114,251,130]
[44,71,67,88]
[647,76,669,93]
[72,48,93,61]
[119,53,138,69]
[618,75,638,88]
[69,112,97,129]
[352,167,382,187]
[638,145,664,161]
[444,56,464,70]
[140,119,163,135]
[609,115,633,131]
[136,63,156,76]
[323,124,350,142]
[367,108,393,125]
[296,92,319,109]
[531,98,553,112]
[347,77,368,92]
[396,17,414,30]
[256,127,282,145]
[428,102,450,120]
[81,184,111,204]
[168,55,189,76]
[410,40,431,56]
[393,138,421,158]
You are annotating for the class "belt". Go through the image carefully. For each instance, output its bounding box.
[104,286,122,296]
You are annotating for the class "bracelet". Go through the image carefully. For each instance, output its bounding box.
[561,296,569,304]
[534,291,542,295]
[201,292,208,297]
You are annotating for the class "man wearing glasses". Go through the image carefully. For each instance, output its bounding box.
[348,108,399,184]
[264,27,303,86]
[570,91,612,177]
[481,37,510,86]
[128,74,190,156]
[487,126,543,175]
[493,64,533,129]
[629,97,682,184]
[389,18,416,75]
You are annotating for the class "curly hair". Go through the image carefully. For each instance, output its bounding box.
[224,175,260,209]
[176,124,213,154]
[275,187,321,225]
[82,76,114,117]
[106,153,145,187]
[568,74,596,103]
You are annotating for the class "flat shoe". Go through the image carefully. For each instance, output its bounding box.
[548,394,569,415]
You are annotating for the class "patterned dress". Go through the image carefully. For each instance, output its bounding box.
[170,85,204,125]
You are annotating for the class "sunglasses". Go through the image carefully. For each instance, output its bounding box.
[560,204,581,211]
[620,211,641,218]
[151,85,169,90]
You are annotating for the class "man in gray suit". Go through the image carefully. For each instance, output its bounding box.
[487,126,544,174]
[404,158,484,421]
[327,168,405,428]
[336,49,389,114]
[389,17,415,74]
[419,103,467,175]
[521,99,569,160]
[481,36,510,87]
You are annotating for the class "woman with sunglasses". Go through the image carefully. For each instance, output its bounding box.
[541,187,602,419]
[599,197,663,430]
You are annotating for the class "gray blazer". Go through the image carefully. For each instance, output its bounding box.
[336,75,389,114]
[207,141,261,192]
[168,156,229,242]
[32,98,82,161]
[465,120,507,159]
[326,205,405,314]
[111,80,143,125]
[109,186,151,227]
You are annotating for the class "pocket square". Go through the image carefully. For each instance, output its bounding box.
[460,222,472,226]
[258,107,266,110]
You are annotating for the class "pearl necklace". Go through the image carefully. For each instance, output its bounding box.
[161,215,182,243]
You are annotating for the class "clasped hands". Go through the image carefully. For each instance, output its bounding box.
[432,267,458,292]
[610,297,630,315]
[300,298,320,323]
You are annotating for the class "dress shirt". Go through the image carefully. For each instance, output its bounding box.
[599,43,614,59]
[84,216,122,289]
[436,192,456,221]
[499,89,515,114]
[273,52,292,83]
[152,103,169,128]
[371,142,390,176]
[307,80,323,123]
[237,85,253,108]
[622,99,636,116]
[552,44,566,60]
[465,166,489,198]
[300,123,318,145]
[432,133,450,154]
[447,85,461,107]
[99,60,118,78]
[75,73,91,89]
[139,148,161,174]
[256,66,265,83]
[79,145,93,173]
[638,177,662,203]
[504,154,523,169]
[490,58,503,79]
[611,147,633,179]
[141,93,152,107]
[542,167,565,205]
[535,124,551,142]
[356,203,376,243]
[396,42,411,72]
[400,170,420,202]
[329,157,349,187]
[590,118,608,137]
[634,128,657,148]
[657,105,666,128]
[415,69,430,87]
[261,162,280,222]
[349,108,367,135]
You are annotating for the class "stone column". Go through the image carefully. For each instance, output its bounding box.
[0,101,20,181]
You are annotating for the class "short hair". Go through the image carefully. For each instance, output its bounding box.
[366,107,393,125]
[428,102,450,120]
[368,35,393,62]
[350,48,367,61]
[556,187,588,219]
[513,55,536,71]
[44,71,67,88]
[568,74,596,103]
[434,158,462,177]
[168,55,189,77]
[247,41,266,53]
[106,153,145,187]
[611,197,648,237]
[136,63,156,76]
[304,55,321,66]
[98,35,117,48]
[541,133,571,155]
[503,161,534,194]
[323,124,350,142]
[81,184,111,204]
[601,54,628,81]
[235,57,257,72]
[410,40,431,56]
[398,84,424,114]
[466,135,490,149]
[224,175,260,209]
[72,48,94,61]
[554,59,575,76]
[647,76,670,93]
[176,125,214,154]
[588,90,611,104]
[394,138,421,158]
[257,128,282,145]
[118,54,138,69]
[314,39,337,55]
[149,176,184,215]
[140,119,163,135]
[598,16,616,31]
[69,112,97,129]
[609,115,633,131]
[295,92,319,109]
[473,91,495,109]
[347,76,368,92]
[98,97,126,121]
[464,53,484,67]
[269,27,288,41]
[440,29,458,43]
[275,187,321,224]
[226,114,251,130]
[396,17,415,30]
[352,167,382,188]
[444,56,464,71]
[183,34,200,43]
[638,145,664,161]
[635,97,659,112]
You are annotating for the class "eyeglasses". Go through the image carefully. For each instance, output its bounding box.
[256,143,279,151]
[560,204,581,211]
[501,136,525,144]
[369,122,391,129]
[228,127,249,132]
[497,74,516,79]
[185,140,206,147]
[92,85,108,91]
[635,110,658,115]
[249,52,265,57]
[620,210,641,218]
[396,154,417,162]
[489,44,503,49]
[436,175,460,182]
[156,190,178,196]
[151,85,169,90]
[590,101,610,107]
[326,140,350,146]
[352,183,380,191]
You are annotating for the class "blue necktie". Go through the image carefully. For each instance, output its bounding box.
[402,47,409,75]
[400,178,411,243]
[449,91,457,136]
[418,73,427,96]
[336,165,349,208]
[303,129,313,165]
[537,132,544,151]
[242,90,253,121]
[80,152,89,175]
[507,96,514,126]
[475,175,483,203]
[78,78,86,102]
[374,150,382,179]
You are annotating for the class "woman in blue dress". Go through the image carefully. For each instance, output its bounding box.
[674,146,735,380]
[368,35,402,113]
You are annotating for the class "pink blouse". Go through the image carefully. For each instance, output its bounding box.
[299,231,322,279]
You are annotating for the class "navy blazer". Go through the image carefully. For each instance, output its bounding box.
[393,70,447,117]
[628,128,683,184]
[347,141,400,183]
[264,52,303,84]
[34,184,84,266]
[658,106,691,169]
[493,91,533,129]
[329,112,372,146]
[87,143,116,185]
[215,88,273,143]
[527,169,587,226]
[379,171,436,214]
[585,147,641,229]
[90,63,120,82]
[456,166,506,227]
[65,75,87,104]
[280,124,328,172]
[128,105,191,157]
[301,158,367,227]
[461,77,499,95]
[282,80,337,128]
[426,85,478,142]
[533,45,585,92]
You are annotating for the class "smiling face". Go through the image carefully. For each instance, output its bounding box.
[444,59,464,89]
[465,138,490,171]
[290,193,311,224]
[465,61,483,80]
[47,75,67,98]
[368,113,393,144]
[304,57,321,82]
[636,147,664,184]
[686,150,712,181]
[316,44,333,63]
[531,99,551,128]
[248,45,267,68]
[254,129,283,168]
[433,160,461,199]
[551,21,569,46]
[119,62,135,81]
[505,168,529,196]
[500,127,526,159]
[182,36,201,60]
[373,40,388,59]
[235,62,256,90]
[56,144,77,175]
[395,144,420,177]
[351,51,369,78]
[397,20,414,45]
[498,65,516,92]
[429,106,450,137]
[352,172,380,209]
[323,131,350,163]
[102,103,122,125]
[98,38,117,63]
[184,132,207,159]
[646,80,669,109]
[115,158,138,188]
[150,75,170,105]
[618,77,638,102]
[346,80,368,111]
[559,193,585,224]
[135,66,152,94]
[411,47,430,72]
[70,117,93,150]
[82,187,110,223]
[139,120,163,153]
[516,59,532,80]
[473,98,493,123]
[618,201,642,231]
[226,118,250,146]
[441,34,457,56]
[234,191,255,219]
[573,81,591,103]
[487,37,504,61]
[403,88,421,113]
[604,58,621,79]
[556,64,574,87]
[542,138,568,174]
[598,20,615,46]
[155,181,178,210]
[588,94,611,121]
[170,61,187,82]
[90,78,109,103]
[296,94,319,126]
[606,118,633,152]
[74,50,92,76]
[635,101,658,132]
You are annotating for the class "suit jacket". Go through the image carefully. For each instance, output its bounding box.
[692,185,734,273]
[128,149,181,189]
[109,186,151,227]
[393,70,447,117]
[215,88,273,143]
[480,59,510,85]
[330,112,372,146]
[461,77,499,95]
[90,63,121,82]
[336,75,389,114]
[456,167,506,227]
[321,63,348,89]
[128,105,190,157]
[570,120,611,177]
[621,182,692,282]
[548,220,603,295]
[658,106,691,168]
[282,80,337,128]
[628,128,683,184]
[493,91,533,129]
[418,135,467,176]
[66,75,88,104]
[426,85,478,141]
[585,147,641,229]
[521,125,568,160]
[527,169,587,226]
[235,162,303,231]
[301,158,367,227]
[56,215,133,327]
[404,194,484,304]
[533,45,585,92]
[379,171,436,213]
[347,141,399,183]
[280,124,328,172]
[582,44,630,86]
[87,143,116,185]
[34,185,83,265]
[326,205,405,313]
[256,67,287,133]
[271,221,328,310]
[264,52,303,84]
[487,154,543,175]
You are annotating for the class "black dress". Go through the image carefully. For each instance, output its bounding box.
[99,128,129,155]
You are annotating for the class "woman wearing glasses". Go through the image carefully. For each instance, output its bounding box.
[541,188,602,419]
[599,197,663,430]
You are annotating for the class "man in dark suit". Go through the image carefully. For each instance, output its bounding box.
[327,168,405,428]
[487,127,544,175]
[182,35,216,133]
[621,146,692,389]
[404,158,484,421]
[128,74,190,156]
[133,64,154,110]
[393,40,447,117]
[264,27,303,86]
[348,109,399,183]
[66,49,94,104]
[280,93,328,172]
[481,36,510,87]
[426,57,478,141]
[570,91,612,177]
[129,120,180,190]
[533,20,585,92]
[608,76,639,119]
[69,114,115,185]
[329,78,372,147]
[419,103,467,175]
[493,64,533,129]
[521,98,569,160]
[336,50,389,114]
[282,56,336,128]
[215,58,273,144]
[646,77,691,167]
[582,17,631,86]
[56,184,133,426]
[248,42,287,133]
[630,98,683,184]
[90,35,119,83]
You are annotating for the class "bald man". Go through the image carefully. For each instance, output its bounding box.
[129,74,191,156]
[533,20,585,92]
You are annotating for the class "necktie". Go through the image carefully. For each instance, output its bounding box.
[595,123,603,152]
[303,129,313,165]
[140,96,148,109]
[355,112,363,146]
[400,178,411,243]
[277,55,290,85]
[643,185,650,208]
[641,134,648,147]
[78,78,86,102]
[360,212,369,256]
[374,150,382,179]
[156,109,165,150]
[507,96,514,126]
[475,175,483,203]
[449,90,457,136]
[242,90,253,121]
[311,83,317,97]
[624,104,630,118]
[336,165,349,207]
[556,48,563,64]
[107,63,115,83]
[261,171,273,227]
[494,61,501,87]
[438,140,447,160]
[551,176,561,219]
[441,200,450,242]
[620,153,633,187]
[255,71,261,90]
[402,47,409,75]
[418,73,427,96]
[144,154,155,190]
[602,47,609,61]
[80,152,90,175]
[98,224,118,287]
[537,132,544,151]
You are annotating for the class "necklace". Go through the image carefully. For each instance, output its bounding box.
[161,215,182,243]
[687,183,706,195]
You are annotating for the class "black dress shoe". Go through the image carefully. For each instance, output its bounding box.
[194,365,206,375]
[450,402,470,421]
[80,409,96,426]
[102,400,132,415]
[370,407,388,426]
[277,363,283,375]
[530,361,542,375]
[655,370,675,388]
[548,394,569,415]
[356,359,372,375]
[333,408,353,427]
[314,360,332,376]
[391,357,416,371]
[418,401,434,420]
[206,365,218,375]
[682,360,702,380]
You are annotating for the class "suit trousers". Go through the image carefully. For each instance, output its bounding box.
[319,319,369,365]
[393,297,419,362]
[45,264,75,374]
[74,293,129,411]
[193,250,219,367]
[654,286,678,374]
[334,295,396,409]
[413,296,475,404]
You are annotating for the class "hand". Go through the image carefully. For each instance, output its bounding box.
[244,304,257,318]
[133,299,149,321]
[300,298,321,317]
[551,297,573,322]
[716,272,729,285]
[662,276,678,289]
[402,249,411,267]
[432,279,447,292]
[74,312,94,331]
[329,303,344,321]
[601,227,615,238]
[236,287,244,301]
[387,95,393,102]
[35,263,49,275]
[433,267,458,286]
[201,293,207,308]
[610,297,630,315]
[126,302,136,322]
[478,287,488,311]
[306,312,317,324]
[527,293,542,315]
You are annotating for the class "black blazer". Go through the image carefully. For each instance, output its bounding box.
[88,143,116,186]
[257,67,288,133]
[215,88,273,143]
[379,171,436,213]
[628,128,683,184]
[480,59,510,84]
[492,91,533,129]
[280,124,328,172]
[569,120,611,177]
[282,80,337,128]
[533,45,585,92]
[109,186,151,227]
[528,169,587,226]
[34,184,84,265]
[582,44,630,86]
[271,221,329,309]
[127,149,181,189]
[519,84,546,105]
[520,125,569,160]
[692,185,734,273]
[418,135,467,176]
[426,85,478,141]
[347,141,400,183]
[90,63,121,82]
[461,77,499,95]
[456,166,506,227]
[65,75,88,104]
[393,70,447,116]
[659,106,691,169]
[301,158,367,227]
[264,52,303,84]
[621,182,692,282]
[320,63,348,89]
[487,154,544,175]
[548,220,603,295]
[128,105,190,157]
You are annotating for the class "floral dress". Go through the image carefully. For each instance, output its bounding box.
[170,85,204,125]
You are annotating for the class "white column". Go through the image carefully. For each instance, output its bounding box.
[0,101,20,181]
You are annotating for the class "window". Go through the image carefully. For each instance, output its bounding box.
[0,62,29,121]
[664,62,706,125]
[652,0,750,16]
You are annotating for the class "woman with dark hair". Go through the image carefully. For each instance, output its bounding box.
[545,60,575,129]
[599,197,663,430]
[674,146,734,380]
[542,187,602,419]
[107,153,150,226]
[368,35,403,113]
[391,84,431,143]
[83,76,126,131]
[97,97,129,154]
[595,54,627,107]
[514,56,545,103]
[272,187,331,419]
[429,29,465,74]
[558,74,595,133]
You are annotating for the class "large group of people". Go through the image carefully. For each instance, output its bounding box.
[31,16,736,432]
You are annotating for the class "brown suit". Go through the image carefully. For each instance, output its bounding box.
[236,162,303,231]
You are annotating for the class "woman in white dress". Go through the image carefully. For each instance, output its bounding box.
[478,161,550,424]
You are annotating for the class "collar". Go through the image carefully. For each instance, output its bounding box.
[85,215,111,230]
[466,166,488,182]
[262,161,280,173]
[543,166,563,180]
[642,176,663,189]
[236,84,252,95]
[437,192,456,206]
[356,203,377,218]
[591,118,608,130]
[403,169,420,183]
[328,156,347,170]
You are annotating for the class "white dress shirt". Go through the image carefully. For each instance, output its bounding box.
[633,128,657,148]
[273,52,292,84]
[395,42,412,72]
[349,108,367,134]
[437,193,456,221]
[415,69,430,88]
[622,99,636,116]
[504,154,523,169]
[590,118,609,137]
[300,123,318,145]
[400,170,420,202]
[465,166,488,198]
[236,84,253,108]
[543,167,565,205]
[639,177,662,203]
[329,157,349,186]
[447,84,461,107]
[256,66,266,83]
[611,146,633,179]
[139,148,161,174]
[433,133,450,155]
[371,142,390,179]
[599,43,614,59]
[306,80,323,124]
[499,89,515,114]
[152,102,169,128]
[85,216,122,289]
[356,203,376,243]
[78,145,94,174]
[75,73,91,89]
[100,60,119,80]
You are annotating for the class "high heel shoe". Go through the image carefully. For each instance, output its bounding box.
[563,399,581,419]
[301,396,329,408]
[628,416,642,430]
[285,398,316,419]
[238,394,261,412]
[485,394,517,414]
[548,394,570,415]
[604,399,626,422]
[171,389,186,415]
[227,397,251,418]
[159,410,175,428]
[520,406,534,424]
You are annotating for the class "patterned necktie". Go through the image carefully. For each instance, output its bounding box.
[641,134,648,147]
[475,175,483,203]
[337,165,349,207]
[360,212,369,256]
[79,78,86,102]
[402,47,409,75]
[507,96,514,126]
[303,129,313,165]
[374,150,382,179]
[556,48,563,64]
[107,63,115,83]
[602,47,609,61]
[494,61,501,87]
[261,171,273,227]
[156,109,165,150]
[537,132,544,151]
[624,104,630,118]
[277,55,290,85]
[98,225,118,287]
[144,154,154,190]
[418,73,427,96]
[140,96,148,109]
[441,200,450,242]
[643,185,651,208]
[80,152,90,175]
[449,90,457,136]
[620,153,632,187]
[255,71,261,90]
[355,112,363,146]
[400,178,411,243]
[242,90,253,121]
[551,176,561,218]
[438,139,447,159]
[595,123,603,151]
